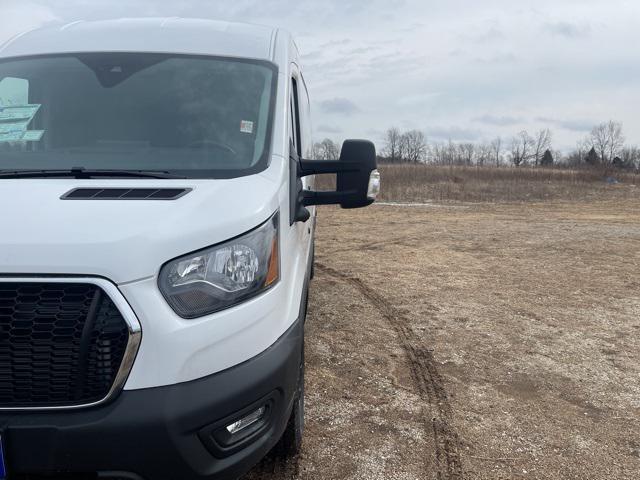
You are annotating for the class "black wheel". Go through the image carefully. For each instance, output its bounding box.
[309,243,315,280]
[275,343,305,457]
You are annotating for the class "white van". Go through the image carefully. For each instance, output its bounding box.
[0,18,379,480]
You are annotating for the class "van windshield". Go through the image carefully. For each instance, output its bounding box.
[0,53,276,179]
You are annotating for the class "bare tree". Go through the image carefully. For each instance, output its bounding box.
[576,138,591,159]
[476,143,493,167]
[377,123,635,171]
[431,142,444,165]
[553,149,564,165]
[621,146,640,169]
[565,138,591,166]
[402,130,427,163]
[312,138,341,160]
[532,129,553,166]
[605,121,625,164]
[382,127,403,163]
[490,137,502,167]
[589,120,625,164]
[311,142,322,160]
[446,140,458,165]
[590,123,610,164]
[459,143,476,165]
[509,131,534,167]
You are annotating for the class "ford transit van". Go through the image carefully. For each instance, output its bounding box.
[0,18,379,480]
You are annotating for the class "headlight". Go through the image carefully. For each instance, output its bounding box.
[159,213,280,318]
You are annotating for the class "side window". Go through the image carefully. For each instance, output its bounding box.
[290,78,302,158]
[289,92,298,156]
[298,76,313,159]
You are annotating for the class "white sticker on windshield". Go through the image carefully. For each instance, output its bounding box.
[240,120,254,134]
[0,129,45,144]
[0,103,44,143]
[21,130,45,142]
[0,104,40,122]
[0,121,28,134]
[0,131,24,143]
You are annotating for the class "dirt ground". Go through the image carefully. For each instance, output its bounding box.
[246,193,640,480]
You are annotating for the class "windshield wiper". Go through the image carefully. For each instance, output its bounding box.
[0,167,187,179]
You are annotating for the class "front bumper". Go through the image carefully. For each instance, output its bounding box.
[0,317,303,480]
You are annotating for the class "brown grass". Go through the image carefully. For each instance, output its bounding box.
[317,165,640,203]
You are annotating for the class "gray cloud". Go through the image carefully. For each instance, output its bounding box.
[543,21,591,38]
[480,26,504,42]
[319,98,360,115]
[318,39,351,49]
[342,46,377,55]
[475,52,518,64]
[473,115,524,127]
[316,124,343,134]
[301,50,323,61]
[397,92,442,107]
[396,22,426,34]
[468,25,505,43]
[425,126,483,142]
[535,117,594,132]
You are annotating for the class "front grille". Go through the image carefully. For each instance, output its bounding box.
[0,283,130,408]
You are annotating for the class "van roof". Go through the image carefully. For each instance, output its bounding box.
[0,18,282,63]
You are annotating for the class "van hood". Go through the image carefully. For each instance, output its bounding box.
[0,161,285,284]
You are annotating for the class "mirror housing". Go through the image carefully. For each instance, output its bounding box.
[290,139,380,223]
[299,139,379,206]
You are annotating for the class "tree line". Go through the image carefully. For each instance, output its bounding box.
[312,120,640,170]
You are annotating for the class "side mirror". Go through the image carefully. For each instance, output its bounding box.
[294,140,379,217]
[290,140,380,223]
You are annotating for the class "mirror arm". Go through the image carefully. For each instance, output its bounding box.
[298,159,362,177]
[302,189,358,207]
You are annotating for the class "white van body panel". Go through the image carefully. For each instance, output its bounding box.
[0,18,315,389]
[0,18,277,62]
[0,158,284,284]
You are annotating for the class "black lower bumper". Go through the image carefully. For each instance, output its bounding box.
[0,318,303,480]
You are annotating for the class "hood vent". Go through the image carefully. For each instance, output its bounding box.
[61,188,192,200]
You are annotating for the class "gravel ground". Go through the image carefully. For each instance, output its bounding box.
[245,194,640,480]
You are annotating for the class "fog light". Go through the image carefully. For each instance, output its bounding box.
[226,406,266,435]
[367,169,381,200]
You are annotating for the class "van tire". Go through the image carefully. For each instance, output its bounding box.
[275,342,304,457]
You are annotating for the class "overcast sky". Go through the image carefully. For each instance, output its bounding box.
[2,0,639,151]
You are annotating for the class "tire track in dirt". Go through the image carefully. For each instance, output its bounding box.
[325,234,424,255]
[316,262,464,480]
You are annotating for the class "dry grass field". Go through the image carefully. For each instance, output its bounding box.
[318,164,640,203]
[246,175,640,480]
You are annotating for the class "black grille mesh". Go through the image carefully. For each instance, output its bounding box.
[0,283,130,408]
[62,188,190,200]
